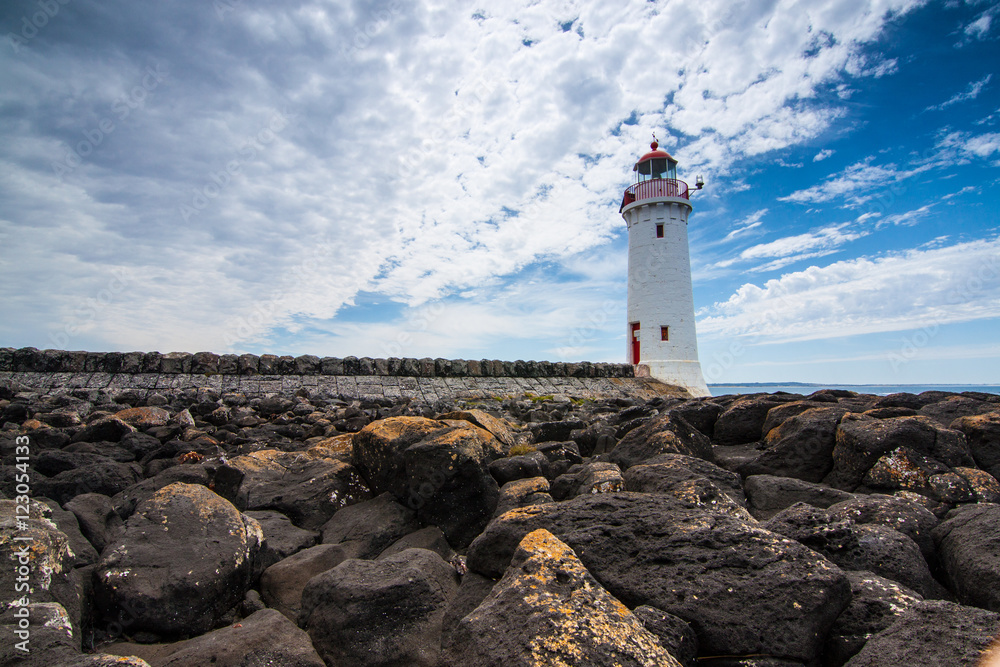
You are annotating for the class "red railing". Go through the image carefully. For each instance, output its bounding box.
[620,178,689,212]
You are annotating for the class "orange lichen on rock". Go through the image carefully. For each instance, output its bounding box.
[450,528,682,666]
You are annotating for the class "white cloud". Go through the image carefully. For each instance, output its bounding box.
[961,2,999,42]
[0,0,940,354]
[778,158,927,206]
[813,149,835,161]
[723,209,767,241]
[715,223,867,272]
[879,204,933,227]
[699,236,1000,342]
[925,74,992,112]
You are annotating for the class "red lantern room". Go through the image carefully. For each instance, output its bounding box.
[620,135,703,212]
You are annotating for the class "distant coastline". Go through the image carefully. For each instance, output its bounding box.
[709,383,1000,397]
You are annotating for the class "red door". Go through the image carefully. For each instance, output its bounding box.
[630,322,640,364]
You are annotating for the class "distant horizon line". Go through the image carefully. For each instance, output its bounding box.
[709,382,1000,387]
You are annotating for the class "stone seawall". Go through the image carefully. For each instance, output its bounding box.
[0,348,687,402]
[0,347,633,379]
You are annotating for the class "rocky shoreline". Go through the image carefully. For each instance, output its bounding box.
[2,377,1000,665]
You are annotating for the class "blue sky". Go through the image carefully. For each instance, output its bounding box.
[1,0,998,383]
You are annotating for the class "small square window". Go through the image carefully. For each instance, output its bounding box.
[660,326,669,341]
[656,224,664,238]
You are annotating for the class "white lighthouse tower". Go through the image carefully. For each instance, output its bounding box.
[621,136,710,397]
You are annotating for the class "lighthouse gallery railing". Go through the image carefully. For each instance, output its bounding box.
[620,178,689,212]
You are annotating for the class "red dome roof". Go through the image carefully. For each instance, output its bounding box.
[634,140,675,170]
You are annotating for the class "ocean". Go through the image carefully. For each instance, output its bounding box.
[709,384,1000,397]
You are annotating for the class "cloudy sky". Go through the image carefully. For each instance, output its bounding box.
[1,0,998,384]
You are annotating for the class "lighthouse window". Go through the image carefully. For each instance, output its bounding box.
[656,224,664,238]
[660,326,669,341]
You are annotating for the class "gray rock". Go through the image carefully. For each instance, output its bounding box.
[744,474,854,520]
[933,503,1000,611]
[260,542,361,621]
[319,491,420,557]
[443,529,681,667]
[466,493,850,662]
[244,509,319,573]
[103,608,325,666]
[300,548,460,667]
[64,493,124,553]
[94,483,262,636]
[824,570,923,665]
[844,600,1000,666]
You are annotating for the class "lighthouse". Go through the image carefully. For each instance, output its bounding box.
[621,137,710,397]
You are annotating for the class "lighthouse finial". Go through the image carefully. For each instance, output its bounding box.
[650,132,658,151]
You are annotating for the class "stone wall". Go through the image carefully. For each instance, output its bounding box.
[0,348,633,379]
[0,348,687,403]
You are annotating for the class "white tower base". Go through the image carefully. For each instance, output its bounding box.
[636,361,711,397]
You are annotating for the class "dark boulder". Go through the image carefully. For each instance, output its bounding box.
[953,466,1000,503]
[377,525,455,561]
[111,464,211,519]
[37,498,99,567]
[488,450,547,485]
[714,395,797,446]
[443,529,681,667]
[494,476,555,516]
[667,399,723,439]
[932,503,1000,611]
[738,407,845,482]
[824,570,923,665]
[763,503,942,599]
[0,500,83,636]
[401,422,502,547]
[260,543,361,621]
[606,413,713,470]
[105,608,324,666]
[917,395,995,426]
[571,421,619,457]
[466,493,850,662]
[70,417,136,443]
[624,453,745,503]
[633,605,698,666]
[437,409,518,448]
[549,462,625,500]
[215,448,371,530]
[951,411,1000,475]
[36,460,142,505]
[825,494,939,564]
[744,474,854,520]
[64,493,124,553]
[623,457,752,520]
[319,491,420,557]
[300,548,460,667]
[245,509,319,572]
[93,483,263,636]
[843,600,1000,666]
[826,414,972,491]
[527,419,587,443]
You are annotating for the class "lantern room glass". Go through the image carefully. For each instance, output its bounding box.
[636,157,677,183]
